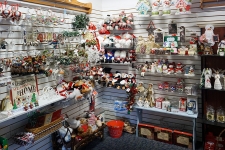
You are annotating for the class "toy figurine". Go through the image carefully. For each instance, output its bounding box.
[137,82,146,95]
[167,64,174,74]
[162,0,173,15]
[137,96,144,107]
[141,64,148,77]
[151,62,156,73]
[162,64,168,74]
[146,83,155,107]
[200,25,215,46]
[156,63,163,73]
[213,69,225,90]
[176,78,184,93]
[144,99,150,108]
[185,65,195,76]
[164,82,170,91]
[152,0,161,16]
[203,68,212,89]
[175,63,184,74]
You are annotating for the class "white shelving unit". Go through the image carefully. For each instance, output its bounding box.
[0,96,65,124]
[134,105,198,150]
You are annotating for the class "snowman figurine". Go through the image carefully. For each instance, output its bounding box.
[152,0,161,16]
[162,0,172,15]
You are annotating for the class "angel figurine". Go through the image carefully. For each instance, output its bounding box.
[203,68,212,89]
[212,69,225,90]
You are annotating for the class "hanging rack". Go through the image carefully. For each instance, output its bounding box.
[21,0,92,14]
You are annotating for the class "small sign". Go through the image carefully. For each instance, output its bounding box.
[10,75,38,105]
[168,23,177,35]
[164,36,178,42]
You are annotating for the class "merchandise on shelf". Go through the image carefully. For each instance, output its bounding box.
[151,0,161,16]
[162,0,173,15]
[175,0,192,15]
[206,105,215,122]
[203,68,212,89]
[179,97,187,112]
[136,0,151,16]
[216,107,225,123]
[212,69,225,90]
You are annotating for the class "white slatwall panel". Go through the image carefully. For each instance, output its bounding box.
[98,0,215,143]
[0,0,103,149]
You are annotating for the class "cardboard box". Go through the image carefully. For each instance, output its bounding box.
[173,130,193,149]
[138,123,155,140]
[154,126,173,144]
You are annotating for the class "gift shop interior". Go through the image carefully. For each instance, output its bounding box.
[0,0,225,150]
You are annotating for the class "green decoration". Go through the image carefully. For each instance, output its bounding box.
[13,100,17,109]
[72,14,89,29]
[31,93,36,103]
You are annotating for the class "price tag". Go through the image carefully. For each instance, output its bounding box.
[92,90,98,96]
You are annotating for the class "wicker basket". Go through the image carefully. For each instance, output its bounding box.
[216,128,225,150]
[26,117,63,141]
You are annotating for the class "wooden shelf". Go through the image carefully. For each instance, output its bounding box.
[201,87,225,92]
[203,118,225,127]
[201,54,225,57]
[22,0,92,14]
[141,72,196,78]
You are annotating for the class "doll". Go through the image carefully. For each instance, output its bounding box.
[141,64,148,77]
[175,63,184,74]
[146,83,155,107]
[137,82,146,95]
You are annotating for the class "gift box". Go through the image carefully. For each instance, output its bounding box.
[173,130,193,149]
[156,97,164,109]
[154,126,173,144]
[138,123,155,140]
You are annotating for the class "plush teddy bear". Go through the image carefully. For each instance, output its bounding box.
[77,118,93,138]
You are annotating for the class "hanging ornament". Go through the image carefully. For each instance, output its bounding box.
[146,21,156,35]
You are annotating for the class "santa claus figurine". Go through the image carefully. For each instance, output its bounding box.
[200,25,215,46]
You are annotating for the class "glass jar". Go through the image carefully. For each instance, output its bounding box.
[216,107,225,123]
[207,105,215,122]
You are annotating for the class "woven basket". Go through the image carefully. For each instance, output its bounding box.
[216,128,225,150]
[25,117,63,141]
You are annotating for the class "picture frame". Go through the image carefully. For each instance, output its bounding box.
[154,28,164,43]
[213,34,219,42]
[168,23,177,35]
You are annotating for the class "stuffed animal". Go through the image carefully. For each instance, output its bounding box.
[77,118,92,138]
[120,50,126,63]
[114,51,121,63]
[104,51,114,63]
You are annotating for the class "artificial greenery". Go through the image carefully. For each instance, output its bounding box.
[72,14,90,29]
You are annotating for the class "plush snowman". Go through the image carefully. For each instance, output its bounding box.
[114,51,121,63]
[120,50,127,63]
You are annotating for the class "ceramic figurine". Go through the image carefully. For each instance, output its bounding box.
[213,69,225,90]
[163,82,170,91]
[162,0,173,15]
[0,95,13,111]
[152,0,161,16]
[184,65,195,76]
[156,63,163,73]
[137,82,146,95]
[162,64,168,74]
[136,0,151,16]
[167,64,174,74]
[200,25,215,46]
[203,68,212,89]
[146,83,155,107]
[143,99,150,108]
[175,0,191,15]
[175,63,184,74]
[151,62,156,73]
[137,96,145,107]
[141,64,148,77]
[176,78,184,93]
